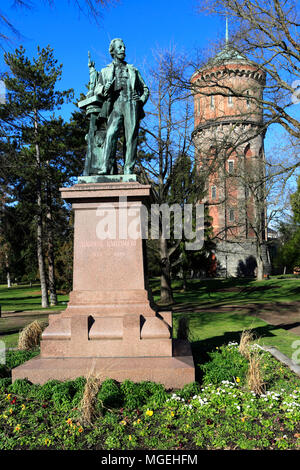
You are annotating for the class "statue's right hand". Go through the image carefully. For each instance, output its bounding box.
[104,78,115,94]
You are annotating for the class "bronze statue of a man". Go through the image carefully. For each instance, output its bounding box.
[80,38,149,176]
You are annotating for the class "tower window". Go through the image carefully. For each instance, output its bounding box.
[246,90,250,107]
[228,95,233,105]
[211,186,216,199]
[228,160,234,174]
[197,98,200,114]
[210,95,214,109]
[229,209,235,222]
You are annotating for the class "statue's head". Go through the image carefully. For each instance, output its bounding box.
[109,38,126,61]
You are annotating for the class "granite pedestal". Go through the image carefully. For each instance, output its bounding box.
[12,181,195,388]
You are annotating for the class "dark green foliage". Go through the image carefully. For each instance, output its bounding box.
[0,364,9,379]
[97,379,123,409]
[273,176,300,273]
[0,347,300,450]
[96,379,168,411]
[70,376,87,406]
[0,45,83,297]
[32,379,61,401]
[260,354,300,393]
[120,380,168,410]
[50,379,86,410]
[5,349,40,371]
[0,377,11,392]
[291,175,300,225]
[176,381,202,400]
[200,345,249,385]
[145,384,168,408]
[8,378,33,396]
[11,376,87,408]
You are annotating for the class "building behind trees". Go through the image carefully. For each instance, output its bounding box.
[191,36,271,278]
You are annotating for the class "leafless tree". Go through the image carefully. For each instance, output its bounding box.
[138,46,202,304]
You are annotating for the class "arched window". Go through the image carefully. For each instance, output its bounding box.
[228,160,234,174]
[246,90,250,107]
[244,144,252,158]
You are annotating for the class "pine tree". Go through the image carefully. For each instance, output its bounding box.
[1,45,73,307]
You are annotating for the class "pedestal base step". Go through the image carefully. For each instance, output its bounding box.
[12,340,195,389]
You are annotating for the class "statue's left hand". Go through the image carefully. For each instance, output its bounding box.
[132,92,142,102]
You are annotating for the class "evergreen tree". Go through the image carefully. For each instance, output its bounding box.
[0,45,73,307]
[291,175,300,224]
[274,175,300,273]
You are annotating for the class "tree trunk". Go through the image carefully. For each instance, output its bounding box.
[6,269,11,288]
[256,255,264,280]
[47,236,57,306]
[46,183,57,306]
[5,252,11,288]
[256,241,264,280]
[37,207,49,308]
[159,236,174,304]
[182,269,187,292]
[34,108,49,308]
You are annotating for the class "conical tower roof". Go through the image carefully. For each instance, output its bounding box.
[209,44,249,65]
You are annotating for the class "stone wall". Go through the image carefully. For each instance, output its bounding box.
[214,240,271,277]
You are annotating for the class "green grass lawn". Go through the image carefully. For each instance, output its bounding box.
[1,277,300,356]
[2,276,299,312]
[0,283,68,349]
[0,283,69,312]
[173,311,300,366]
[152,276,300,307]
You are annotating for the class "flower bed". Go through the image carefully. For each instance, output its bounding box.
[0,343,300,450]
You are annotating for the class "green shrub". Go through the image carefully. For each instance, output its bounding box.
[8,378,33,396]
[0,350,40,379]
[0,377,11,392]
[14,377,86,406]
[70,376,86,406]
[145,384,168,408]
[5,349,40,370]
[33,379,61,401]
[97,379,123,409]
[120,380,168,410]
[51,380,82,410]
[200,345,249,385]
[176,381,202,400]
[0,364,9,378]
[258,352,300,393]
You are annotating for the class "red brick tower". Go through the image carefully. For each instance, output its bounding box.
[191,36,270,277]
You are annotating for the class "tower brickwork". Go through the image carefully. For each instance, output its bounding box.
[191,46,271,277]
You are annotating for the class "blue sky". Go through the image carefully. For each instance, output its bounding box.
[0,0,225,119]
